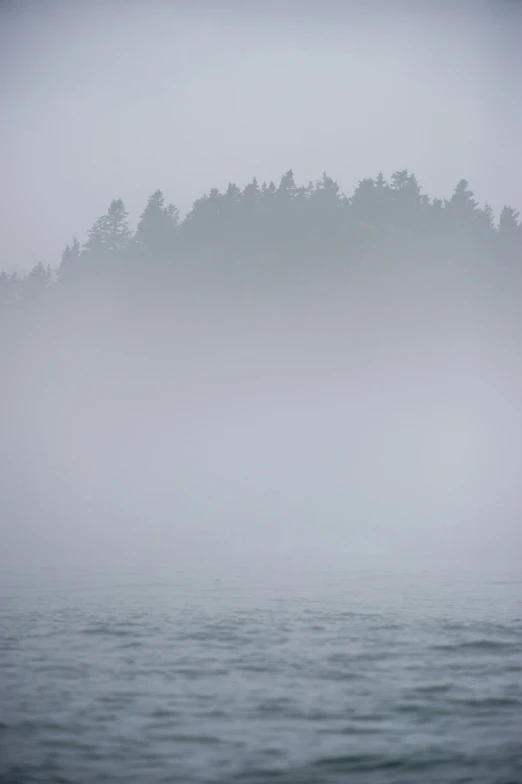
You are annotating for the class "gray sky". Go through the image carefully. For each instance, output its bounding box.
[1,0,521,274]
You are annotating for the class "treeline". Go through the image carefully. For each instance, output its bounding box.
[1,169,521,308]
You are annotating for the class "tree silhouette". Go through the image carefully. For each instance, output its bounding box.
[57,237,81,285]
[23,261,51,301]
[134,190,179,263]
[498,205,521,263]
[389,170,426,232]
[445,179,479,230]
[0,168,520,311]
[84,198,131,257]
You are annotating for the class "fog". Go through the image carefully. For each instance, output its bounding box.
[1,0,521,576]
[1,0,521,273]
[3,275,521,574]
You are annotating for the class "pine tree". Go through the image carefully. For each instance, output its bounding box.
[134,190,179,262]
[276,169,297,205]
[498,205,520,236]
[23,261,48,300]
[498,205,521,262]
[390,170,425,230]
[238,178,261,258]
[311,173,342,208]
[445,179,478,229]
[84,198,131,257]
[349,177,378,225]
[57,237,81,284]
[241,178,260,211]
[478,203,495,231]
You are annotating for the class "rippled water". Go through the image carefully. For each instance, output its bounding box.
[1,564,521,783]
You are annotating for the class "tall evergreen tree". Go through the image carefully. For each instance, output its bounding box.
[57,237,81,285]
[84,198,131,257]
[389,170,426,231]
[498,205,520,236]
[134,190,179,262]
[276,169,297,204]
[498,205,521,262]
[23,261,49,300]
[305,173,345,256]
[445,179,479,229]
[349,177,380,226]
[241,178,260,210]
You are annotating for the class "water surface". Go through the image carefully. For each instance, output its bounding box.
[1,563,521,783]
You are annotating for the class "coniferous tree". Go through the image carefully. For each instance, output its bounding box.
[445,179,479,230]
[23,261,49,301]
[57,237,81,285]
[389,170,426,233]
[2,167,521,312]
[305,173,346,259]
[498,205,520,237]
[84,198,131,257]
[478,203,495,232]
[236,178,261,262]
[498,205,521,263]
[134,190,179,262]
[349,177,380,227]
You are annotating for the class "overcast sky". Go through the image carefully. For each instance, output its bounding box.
[1,0,521,274]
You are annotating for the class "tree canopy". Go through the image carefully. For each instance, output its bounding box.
[1,169,520,311]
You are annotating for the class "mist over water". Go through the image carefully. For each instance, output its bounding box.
[2,1,522,782]
[3,276,521,781]
[3,276,522,572]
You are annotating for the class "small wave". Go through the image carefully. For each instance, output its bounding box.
[337,724,381,735]
[153,732,222,744]
[81,625,135,637]
[256,698,295,714]
[395,701,450,718]
[412,683,452,694]
[432,639,517,652]
[118,640,144,649]
[451,696,521,710]
[150,708,177,719]
[311,752,416,773]
[237,663,272,673]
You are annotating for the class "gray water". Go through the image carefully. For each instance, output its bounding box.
[1,563,521,784]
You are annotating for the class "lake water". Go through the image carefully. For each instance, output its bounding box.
[1,563,521,783]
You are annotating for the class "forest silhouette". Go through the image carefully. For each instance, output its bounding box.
[1,169,521,313]
[2,168,521,559]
